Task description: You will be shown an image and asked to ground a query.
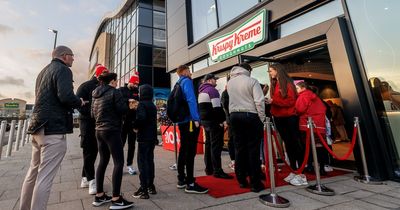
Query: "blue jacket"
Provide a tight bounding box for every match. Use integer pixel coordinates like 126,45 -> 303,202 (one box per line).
178,76 -> 200,123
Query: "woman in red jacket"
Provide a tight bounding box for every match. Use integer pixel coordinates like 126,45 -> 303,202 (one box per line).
295,81 -> 327,175
268,63 -> 305,185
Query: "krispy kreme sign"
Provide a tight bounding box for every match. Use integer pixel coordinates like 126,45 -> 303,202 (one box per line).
207,9 -> 267,62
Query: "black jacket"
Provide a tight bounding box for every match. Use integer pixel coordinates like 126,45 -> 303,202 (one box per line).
28,58 -> 82,135
92,85 -> 128,131
119,85 -> 139,125
133,84 -> 157,143
76,77 -> 98,120
221,89 -> 230,124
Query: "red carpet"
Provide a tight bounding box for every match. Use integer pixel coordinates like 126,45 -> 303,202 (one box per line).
196,166 -> 350,198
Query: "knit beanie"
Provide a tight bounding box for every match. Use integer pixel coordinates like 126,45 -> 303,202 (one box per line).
95,64 -> 109,77
129,73 -> 140,84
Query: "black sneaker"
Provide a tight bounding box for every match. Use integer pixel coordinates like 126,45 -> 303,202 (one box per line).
148,184 -> 157,195
213,172 -> 233,179
92,193 -> 112,207
132,187 -> 149,199
177,180 -> 186,189
185,183 -> 208,194
109,195 -> 134,210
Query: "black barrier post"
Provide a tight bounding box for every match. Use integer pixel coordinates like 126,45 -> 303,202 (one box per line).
306,117 -> 335,196
353,117 -> 384,185
169,123 -> 178,170
259,117 -> 290,207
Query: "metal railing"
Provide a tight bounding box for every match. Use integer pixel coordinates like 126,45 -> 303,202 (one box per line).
0,119 -> 30,160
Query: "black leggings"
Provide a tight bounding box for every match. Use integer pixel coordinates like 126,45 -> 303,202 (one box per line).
95,130 -> 124,197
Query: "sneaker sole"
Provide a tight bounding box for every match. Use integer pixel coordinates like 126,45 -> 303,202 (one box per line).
184,189 -> 209,194
92,200 -> 111,207
132,194 -> 145,199
109,203 -> 134,210
176,185 -> 186,189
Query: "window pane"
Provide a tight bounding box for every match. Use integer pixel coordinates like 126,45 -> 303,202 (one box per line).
153,0 -> 165,12
138,26 -> 153,45
153,29 -> 166,47
138,8 -> 153,27
347,0 -> 400,173
153,11 -> 165,29
153,48 -> 166,68
191,0 -> 218,42
130,49 -> 136,69
130,30 -> 136,51
139,0 -> 152,9
154,67 -> 170,87
138,66 -> 153,85
280,0 -> 343,38
192,58 -> 208,72
216,0 -> 258,25
137,45 -> 153,66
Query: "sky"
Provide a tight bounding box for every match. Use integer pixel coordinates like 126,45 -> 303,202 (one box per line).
0,0 -> 122,103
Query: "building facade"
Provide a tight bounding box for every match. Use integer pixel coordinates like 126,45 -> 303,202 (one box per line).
0,98 -> 27,119
89,0 -> 169,93
167,0 -> 400,181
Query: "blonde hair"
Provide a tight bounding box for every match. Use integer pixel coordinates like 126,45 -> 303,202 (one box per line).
176,65 -> 189,75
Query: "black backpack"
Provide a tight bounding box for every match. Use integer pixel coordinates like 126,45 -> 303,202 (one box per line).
167,79 -> 190,123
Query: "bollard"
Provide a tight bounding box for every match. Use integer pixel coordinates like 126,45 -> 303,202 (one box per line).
0,121 -> 7,160
6,120 -> 17,157
25,120 -> 31,143
21,120 -> 28,147
14,120 -> 23,151
169,123 -> 178,170
306,117 -> 335,196
353,117 -> 384,185
259,117 -> 290,207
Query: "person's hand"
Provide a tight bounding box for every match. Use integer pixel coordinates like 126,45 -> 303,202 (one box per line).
265,98 -> 273,104
223,121 -> 228,128
194,121 -> 200,128
129,99 -> 138,110
133,129 -> 138,133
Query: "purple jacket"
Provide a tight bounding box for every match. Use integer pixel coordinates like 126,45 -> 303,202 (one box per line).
198,83 -> 225,123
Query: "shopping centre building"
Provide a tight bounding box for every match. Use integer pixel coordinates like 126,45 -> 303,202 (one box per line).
166,0 -> 400,181
89,0 -> 169,107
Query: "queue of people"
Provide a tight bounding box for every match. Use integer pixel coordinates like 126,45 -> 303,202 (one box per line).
22,45 -> 340,210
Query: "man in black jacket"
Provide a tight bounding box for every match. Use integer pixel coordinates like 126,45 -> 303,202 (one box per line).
119,74 -> 139,175
20,46 -> 84,210
76,64 -> 109,195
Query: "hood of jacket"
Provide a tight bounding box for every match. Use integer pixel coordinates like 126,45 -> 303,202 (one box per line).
230,66 -> 250,78
92,85 -> 113,99
139,84 -> 153,101
298,89 -> 318,101
198,83 -> 215,93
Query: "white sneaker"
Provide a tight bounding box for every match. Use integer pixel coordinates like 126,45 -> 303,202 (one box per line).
127,166 -> 137,175
88,179 -> 96,195
80,177 -> 89,188
284,173 -> 296,183
289,174 -> 308,186
289,175 -> 304,186
324,165 -> 334,172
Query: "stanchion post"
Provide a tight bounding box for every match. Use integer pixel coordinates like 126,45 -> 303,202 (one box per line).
169,123 -> 178,170
26,120 -> 31,143
353,117 -> 384,185
6,120 -> 17,157
259,117 -> 290,208
21,120 -> 28,147
14,120 -> 23,151
0,121 -> 7,160
306,117 -> 335,196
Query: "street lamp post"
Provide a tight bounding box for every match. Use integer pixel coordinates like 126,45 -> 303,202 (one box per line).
48,28 -> 58,49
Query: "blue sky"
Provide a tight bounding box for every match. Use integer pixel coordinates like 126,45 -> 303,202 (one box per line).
0,0 -> 122,103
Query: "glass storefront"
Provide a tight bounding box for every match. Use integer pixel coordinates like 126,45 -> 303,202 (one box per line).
346,0 -> 400,177
100,0 -> 168,88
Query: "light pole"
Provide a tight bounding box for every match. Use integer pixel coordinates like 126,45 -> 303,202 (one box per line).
48,28 -> 58,49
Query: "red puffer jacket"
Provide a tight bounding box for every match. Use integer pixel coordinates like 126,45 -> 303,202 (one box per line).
295,89 -> 326,133
270,82 -> 297,117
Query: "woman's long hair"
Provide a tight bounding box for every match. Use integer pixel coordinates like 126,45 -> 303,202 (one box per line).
269,63 -> 296,98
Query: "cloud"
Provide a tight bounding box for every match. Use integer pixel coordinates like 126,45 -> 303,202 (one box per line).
0,92 -> 5,98
0,24 -> 13,34
23,91 -> 34,100
0,76 -> 25,86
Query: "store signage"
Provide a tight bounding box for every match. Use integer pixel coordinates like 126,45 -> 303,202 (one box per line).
4,102 -> 19,109
160,125 -> 204,154
207,9 -> 267,62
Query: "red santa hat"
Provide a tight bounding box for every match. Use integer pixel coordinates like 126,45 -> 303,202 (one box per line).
129,72 -> 140,84
95,64 -> 109,77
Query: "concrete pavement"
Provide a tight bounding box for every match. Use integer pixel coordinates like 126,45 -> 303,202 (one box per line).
1,129 -> 400,210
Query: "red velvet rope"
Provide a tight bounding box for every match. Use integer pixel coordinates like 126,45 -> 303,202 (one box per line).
315,126 -> 358,161
272,130 -> 310,174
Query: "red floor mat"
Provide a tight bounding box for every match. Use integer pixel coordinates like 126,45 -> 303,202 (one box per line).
196,166 -> 350,198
